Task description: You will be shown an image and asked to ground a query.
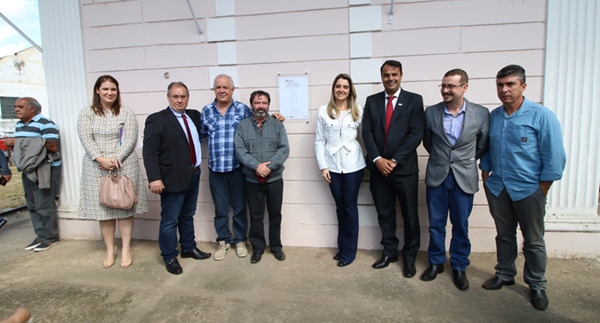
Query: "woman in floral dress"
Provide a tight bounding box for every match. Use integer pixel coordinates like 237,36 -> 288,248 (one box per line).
77,75 -> 148,269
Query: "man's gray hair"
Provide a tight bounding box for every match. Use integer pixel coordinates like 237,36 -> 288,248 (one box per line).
19,97 -> 42,113
213,74 -> 235,89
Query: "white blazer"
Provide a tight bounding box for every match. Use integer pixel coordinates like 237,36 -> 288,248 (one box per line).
315,104 -> 366,174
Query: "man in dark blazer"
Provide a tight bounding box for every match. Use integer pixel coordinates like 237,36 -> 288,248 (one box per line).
143,82 -> 211,275
362,60 -> 424,277
421,69 -> 489,290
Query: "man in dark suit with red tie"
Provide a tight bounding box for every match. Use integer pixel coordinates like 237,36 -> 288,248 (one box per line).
143,82 -> 211,275
362,60 -> 425,277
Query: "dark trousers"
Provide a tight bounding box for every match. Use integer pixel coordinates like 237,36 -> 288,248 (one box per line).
369,171 -> 420,263
22,166 -> 61,243
246,179 -> 283,254
159,168 -> 200,262
329,169 -> 363,263
485,186 -> 548,290
426,173 -> 474,270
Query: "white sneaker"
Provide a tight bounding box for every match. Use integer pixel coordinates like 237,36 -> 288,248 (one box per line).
214,241 -> 230,261
235,242 -> 248,258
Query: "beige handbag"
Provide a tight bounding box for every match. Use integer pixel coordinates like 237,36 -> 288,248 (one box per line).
99,159 -> 137,210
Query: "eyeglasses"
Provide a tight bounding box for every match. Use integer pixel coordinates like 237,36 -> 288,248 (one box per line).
169,95 -> 188,100
438,84 -> 464,90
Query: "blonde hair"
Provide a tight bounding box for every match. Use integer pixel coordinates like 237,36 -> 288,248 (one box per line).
327,73 -> 359,121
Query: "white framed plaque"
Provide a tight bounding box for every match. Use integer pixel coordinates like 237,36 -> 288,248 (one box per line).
278,75 -> 309,120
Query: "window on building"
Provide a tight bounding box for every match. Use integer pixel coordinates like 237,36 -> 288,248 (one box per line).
0,97 -> 18,119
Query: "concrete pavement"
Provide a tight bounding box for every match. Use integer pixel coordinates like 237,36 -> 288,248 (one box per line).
1,211 -> 599,322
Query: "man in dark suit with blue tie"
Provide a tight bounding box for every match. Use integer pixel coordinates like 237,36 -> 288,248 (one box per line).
362,60 -> 424,277
421,69 -> 489,290
143,82 -> 211,275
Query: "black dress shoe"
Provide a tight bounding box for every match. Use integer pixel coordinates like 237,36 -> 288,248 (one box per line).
181,247 -> 211,260
530,289 -> 549,310
403,262 -> 416,278
421,264 -> 444,281
482,276 -> 515,290
337,260 -> 351,267
372,256 -> 399,269
273,249 -> 286,261
333,254 -> 341,260
165,258 -> 183,275
251,253 -> 262,264
453,270 -> 469,291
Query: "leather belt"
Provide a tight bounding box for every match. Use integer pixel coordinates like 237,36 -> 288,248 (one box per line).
192,166 -> 200,172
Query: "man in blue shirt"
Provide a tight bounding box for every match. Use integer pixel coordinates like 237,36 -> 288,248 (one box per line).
479,65 -> 566,311
200,74 -> 284,261
4,97 -> 62,252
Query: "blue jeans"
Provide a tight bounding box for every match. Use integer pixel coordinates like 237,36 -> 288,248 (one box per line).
159,168 -> 200,262
426,173 -> 473,270
209,167 -> 247,244
329,169 -> 363,263
22,166 -> 61,243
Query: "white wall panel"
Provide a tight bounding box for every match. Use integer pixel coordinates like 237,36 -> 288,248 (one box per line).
350,33 -> 372,58
39,0 -> 88,208
215,0 -> 235,16
206,17 -> 237,42
349,6 -> 382,32
544,0 -> 600,220
217,42 -> 237,65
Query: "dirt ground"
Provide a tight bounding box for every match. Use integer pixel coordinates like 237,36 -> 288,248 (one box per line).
1,211 -> 599,322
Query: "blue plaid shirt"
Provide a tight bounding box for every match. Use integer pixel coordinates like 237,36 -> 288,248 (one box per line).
200,100 -> 252,172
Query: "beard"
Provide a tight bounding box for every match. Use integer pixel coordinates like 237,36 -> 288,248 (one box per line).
254,109 -> 268,118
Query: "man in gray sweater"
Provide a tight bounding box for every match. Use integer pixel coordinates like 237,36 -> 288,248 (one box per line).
234,90 -> 290,264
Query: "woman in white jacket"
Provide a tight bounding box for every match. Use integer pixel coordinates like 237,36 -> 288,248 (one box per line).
315,73 -> 366,267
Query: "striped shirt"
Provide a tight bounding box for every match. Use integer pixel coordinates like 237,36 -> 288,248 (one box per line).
200,100 -> 251,172
14,113 -> 61,166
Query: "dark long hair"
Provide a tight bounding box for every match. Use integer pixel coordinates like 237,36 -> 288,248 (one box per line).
92,75 -> 121,116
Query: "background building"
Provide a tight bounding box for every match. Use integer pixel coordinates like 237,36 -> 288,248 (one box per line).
38,0 -> 599,256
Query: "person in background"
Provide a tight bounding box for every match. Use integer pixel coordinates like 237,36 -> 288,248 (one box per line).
4,97 -> 61,252
0,151 -> 10,231
77,75 -> 149,269
315,73 -> 366,267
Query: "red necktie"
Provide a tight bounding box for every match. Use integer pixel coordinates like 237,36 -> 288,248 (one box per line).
385,96 -> 395,146
181,114 -> 197,166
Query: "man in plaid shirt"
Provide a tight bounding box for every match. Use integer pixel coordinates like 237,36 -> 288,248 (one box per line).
200,74 -> 284,260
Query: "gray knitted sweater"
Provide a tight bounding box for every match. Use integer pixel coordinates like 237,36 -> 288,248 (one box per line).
234,115 -> 290,183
